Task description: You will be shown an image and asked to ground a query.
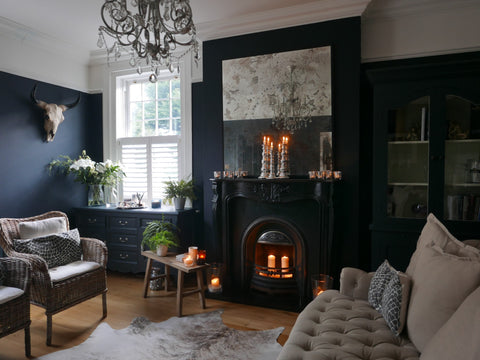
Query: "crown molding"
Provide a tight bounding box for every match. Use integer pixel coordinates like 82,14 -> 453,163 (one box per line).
362,0 -> 479,22
196,0 -> 371,41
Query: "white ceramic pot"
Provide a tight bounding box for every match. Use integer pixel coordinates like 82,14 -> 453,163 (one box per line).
174,197 -> 186,211
156,244 -> 168,256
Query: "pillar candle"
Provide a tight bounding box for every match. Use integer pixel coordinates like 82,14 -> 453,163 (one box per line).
268,254 -> 275,268
281,256 -> 289,270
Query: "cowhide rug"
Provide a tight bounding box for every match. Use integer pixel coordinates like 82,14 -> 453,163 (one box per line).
36,310 -> 284,360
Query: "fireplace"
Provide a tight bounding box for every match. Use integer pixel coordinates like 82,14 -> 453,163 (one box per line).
212,179 -> 334,311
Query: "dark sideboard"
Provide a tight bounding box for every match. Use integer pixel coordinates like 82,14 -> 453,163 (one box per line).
74,206 -> 197,273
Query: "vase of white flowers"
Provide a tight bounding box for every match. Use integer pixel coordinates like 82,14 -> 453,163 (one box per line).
49,150 -> 125,207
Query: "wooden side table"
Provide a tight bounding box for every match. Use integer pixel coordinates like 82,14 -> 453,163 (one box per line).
141,251 -> 208,317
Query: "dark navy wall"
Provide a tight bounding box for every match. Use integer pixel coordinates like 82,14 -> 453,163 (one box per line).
0,71 -> 103,220
192,17 -> 370,277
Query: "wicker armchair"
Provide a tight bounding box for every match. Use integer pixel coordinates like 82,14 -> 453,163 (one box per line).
0,257 -> 31,357
0,211 -> 107,346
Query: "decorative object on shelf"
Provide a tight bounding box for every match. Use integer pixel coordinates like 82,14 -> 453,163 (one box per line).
48,150 -> 125,207
164,177 -> 196,211
207,263 -> 224,293
311,274 -> 333,298
151,199 -> 161,209
188,246 -> 198,266
278,136 -> 289,178
448,121 -> 469,140
31,84 -> 81,142
141,216 -> 179,257
183,255 -> 194,266
271,66 -> 316,133
97,0 -> 200,80
88,184 -> 105,206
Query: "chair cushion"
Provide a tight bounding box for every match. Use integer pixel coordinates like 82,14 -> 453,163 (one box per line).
420,286 -> 480,360
0,285 -> 24,305
406,213 -> 480,276
18,216 -> 67,239
277,290 -> 419,360
13,228 -> 82,268
49,260 -> 101,282
406,245 -> 480,352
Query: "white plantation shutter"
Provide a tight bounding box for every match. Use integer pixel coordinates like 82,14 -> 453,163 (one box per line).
152,143 -> 178,200
119,137 -> 179,201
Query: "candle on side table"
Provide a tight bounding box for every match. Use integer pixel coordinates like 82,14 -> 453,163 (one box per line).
183,255 -> 194,267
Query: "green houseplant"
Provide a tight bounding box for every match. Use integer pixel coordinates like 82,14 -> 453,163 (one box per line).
142,217 -> 179,256
164,177 -> 196,211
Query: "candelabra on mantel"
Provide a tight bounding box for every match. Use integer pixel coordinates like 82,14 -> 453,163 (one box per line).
259,136 -> 289,179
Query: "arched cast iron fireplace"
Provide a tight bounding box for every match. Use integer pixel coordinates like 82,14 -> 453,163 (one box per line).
242,217 -> 306,299
211,178 -> 334,311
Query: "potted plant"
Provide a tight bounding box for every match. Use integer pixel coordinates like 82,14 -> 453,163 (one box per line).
142,217 -> 179,256
164,177 -> 196,211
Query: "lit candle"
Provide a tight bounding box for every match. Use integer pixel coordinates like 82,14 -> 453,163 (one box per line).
263,136 -> 266,145
183,255 -> 194,267
211,277 -> 220,288
197,249 -> 206,265
281,256 -> 289,271
268,254 -> 276,268
188,246 -> 198,265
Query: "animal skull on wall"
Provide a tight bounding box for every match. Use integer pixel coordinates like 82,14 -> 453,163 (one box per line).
31,84 -> 81,142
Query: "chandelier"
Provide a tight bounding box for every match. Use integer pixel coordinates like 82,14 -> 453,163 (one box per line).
271,66 -> 316,134
97,0 -> 199,82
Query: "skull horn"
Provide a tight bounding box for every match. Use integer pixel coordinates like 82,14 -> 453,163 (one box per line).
31,84 -> 40,104
63,93 -> 81,109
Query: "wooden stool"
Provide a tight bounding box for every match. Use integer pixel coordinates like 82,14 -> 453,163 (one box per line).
142,251 -> 208,317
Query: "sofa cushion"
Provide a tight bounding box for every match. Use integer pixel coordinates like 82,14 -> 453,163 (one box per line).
0,285 -> 24,305
406,213 -> 480,276
277,290 -> 419,360
420,286 -> 480,360
368,260 -> 394,310
406,245 -> 480,352
13,229 -> 82,268
48,260 -> 101,282
381,272 -> 411,336
18,216 -> 67,239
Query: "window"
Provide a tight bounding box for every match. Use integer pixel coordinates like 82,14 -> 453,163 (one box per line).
114,66 -> 192,206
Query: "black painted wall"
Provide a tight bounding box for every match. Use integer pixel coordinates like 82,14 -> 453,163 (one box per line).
0,71 -> 103,220
193,17 -> 369,278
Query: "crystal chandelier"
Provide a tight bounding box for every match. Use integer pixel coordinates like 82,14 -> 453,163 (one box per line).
271,66 -> 315,134
97,0 -> 200,82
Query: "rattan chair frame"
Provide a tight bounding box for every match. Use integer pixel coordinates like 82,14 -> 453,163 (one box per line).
0,211 -> 108,346
0,257 -> 31,357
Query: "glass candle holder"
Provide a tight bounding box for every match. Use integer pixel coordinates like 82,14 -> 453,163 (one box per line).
197,249 -> 206,265
207,263 -> 224,293
188,246 -> 198,266
311,274 -> 333,298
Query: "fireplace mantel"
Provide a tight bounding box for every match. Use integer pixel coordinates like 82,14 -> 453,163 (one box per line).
211,178 -> 336,310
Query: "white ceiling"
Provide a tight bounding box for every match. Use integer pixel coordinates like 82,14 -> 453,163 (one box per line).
0,0 -> 369,58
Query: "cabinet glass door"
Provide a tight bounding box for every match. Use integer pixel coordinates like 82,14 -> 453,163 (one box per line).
444,95 -> 480,221
387,96 -> 429,219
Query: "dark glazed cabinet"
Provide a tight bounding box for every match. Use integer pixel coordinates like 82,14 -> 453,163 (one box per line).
368,54 -> 480,271
75,207 -> 196,273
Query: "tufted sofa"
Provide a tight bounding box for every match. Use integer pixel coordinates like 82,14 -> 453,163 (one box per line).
278,214 -> 480,360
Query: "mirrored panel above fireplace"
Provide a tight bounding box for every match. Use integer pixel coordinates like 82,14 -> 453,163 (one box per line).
222,46 -> 333,176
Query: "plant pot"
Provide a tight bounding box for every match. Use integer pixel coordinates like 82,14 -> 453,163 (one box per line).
174,197 -> 186,211
156,245 -> 168,257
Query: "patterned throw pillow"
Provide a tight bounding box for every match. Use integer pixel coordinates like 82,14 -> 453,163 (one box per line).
13,229 -> 82,268
368,260 -> 395,310
380,274 -> 403,335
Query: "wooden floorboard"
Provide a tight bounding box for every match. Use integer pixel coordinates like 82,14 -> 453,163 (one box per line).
0,271 -> 298,359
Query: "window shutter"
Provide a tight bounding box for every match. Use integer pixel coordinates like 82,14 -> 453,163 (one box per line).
152,142 -> 178,199
121,143 -> 148,198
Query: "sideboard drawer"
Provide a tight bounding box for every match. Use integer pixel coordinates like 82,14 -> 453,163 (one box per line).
141,216 -> 174,227
108,233 -> 138,247
109,216 -> 138,230
78,213 -> 106,227
109,248 -> 138,264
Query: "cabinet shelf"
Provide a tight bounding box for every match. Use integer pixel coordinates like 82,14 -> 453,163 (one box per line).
388,141 -> 429,145
446,183 -> 480,187
388,182 -> 428,186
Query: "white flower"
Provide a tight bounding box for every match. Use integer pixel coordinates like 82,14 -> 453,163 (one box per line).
96,162 -> 107,173
70,158 -> 95,171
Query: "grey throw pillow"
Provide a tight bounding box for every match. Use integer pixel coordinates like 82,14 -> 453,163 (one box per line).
13,229 -> 82,268
368,260 -> 394,310
380,274 -> 403,335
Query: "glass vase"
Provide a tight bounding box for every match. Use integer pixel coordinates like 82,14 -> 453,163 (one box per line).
104,185 -> 118,208
88,184 -> 105,206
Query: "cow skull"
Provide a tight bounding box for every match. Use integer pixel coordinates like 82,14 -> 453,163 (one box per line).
31,84 -> 81,142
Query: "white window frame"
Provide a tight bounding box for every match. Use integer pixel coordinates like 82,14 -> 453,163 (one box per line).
102,56 -> 193,206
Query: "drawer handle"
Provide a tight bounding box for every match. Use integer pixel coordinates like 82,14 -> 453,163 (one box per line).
119,237 -> 128,243
118,220 -> 128,226
88,218 -> 97,224
119,253 -> 129,260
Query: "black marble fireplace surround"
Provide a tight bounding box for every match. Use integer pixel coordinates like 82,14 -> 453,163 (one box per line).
211,178 -> 334,311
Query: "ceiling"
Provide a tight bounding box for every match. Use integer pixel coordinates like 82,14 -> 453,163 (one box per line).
0,0 -> 370,59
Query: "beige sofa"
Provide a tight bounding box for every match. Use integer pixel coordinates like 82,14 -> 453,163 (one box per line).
278,214 -> 480,360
